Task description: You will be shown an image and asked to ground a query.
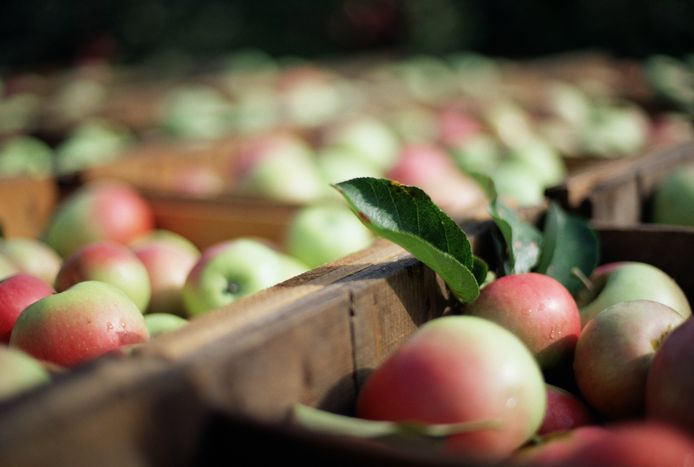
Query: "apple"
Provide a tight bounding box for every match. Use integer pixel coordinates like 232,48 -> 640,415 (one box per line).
54,119 -> 132,175
10,281 -> 149,367
652,165 -> 694,227
386,143 -> 488,216
159,85 -> 234,140
144,313 -> 188,338
510,426 -> 608,467
43,181 -> 155,257
573,300 -> 684,419
55,241 -> 151,312
646,316 -> 694,435
0,255 -> 19,281
505,139 -> 566,188
538,384 -> 594,436
576,261 -> 691,326
285,203 -> 373,269
0,237 -> 62,285
323,116 -> 401,173
491,158 -> 546,207
0,135 -> 53,178
357,315 -> 546,462
465,272 -> 581,369
436,107 -> 482,147
561,422 -> 694,467
315,145 -> 383,185
182,238 -> 308,316
277,66 -> 347,128
450,134 -> 501,177
131,231 -> 199,316
0,274 -> 54,343
231,131 -> 329,203
0,345 -> 50,401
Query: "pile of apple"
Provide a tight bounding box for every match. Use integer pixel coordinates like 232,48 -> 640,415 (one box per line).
351,262 -> 694,465
0,179 -> 374,402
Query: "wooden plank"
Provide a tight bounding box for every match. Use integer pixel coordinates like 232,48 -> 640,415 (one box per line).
0,177 -> 57,238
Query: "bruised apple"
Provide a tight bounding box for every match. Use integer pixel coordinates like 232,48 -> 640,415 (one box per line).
10,281 -> 149,367
357,316 -> 546,462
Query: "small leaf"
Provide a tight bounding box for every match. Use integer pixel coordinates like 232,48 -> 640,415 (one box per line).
334,178 -> 481,303
293,404 -> 503,439
535,202 -> 600,295
489,198 -> 543,275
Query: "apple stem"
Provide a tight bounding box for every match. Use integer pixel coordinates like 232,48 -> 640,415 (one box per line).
571,267 -> 593,291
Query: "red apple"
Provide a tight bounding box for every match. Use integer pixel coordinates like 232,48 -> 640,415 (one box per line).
131,231 -> 200,315
357,316 -> 546,462
43,181 -> 155,257
465,272 -> 581,369
538,384 -> 594,436
436,107 -> 482,147
574,300 -> 684,419
55,241 -> 151,311
10,281 -> 149,367
0,274 -> 54,343
562,422 -> 694,467
646,317 -> 694,435
386,143 -> 487,216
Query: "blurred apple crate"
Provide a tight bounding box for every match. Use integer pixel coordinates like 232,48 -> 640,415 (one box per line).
2,212 -> 692,466
546,141 -> 694,226
0,176 -> 58,238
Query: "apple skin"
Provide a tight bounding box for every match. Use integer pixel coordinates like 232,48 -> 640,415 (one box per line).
182,238 -> 308,316
286,203 -> 373,269
561,422 -> 694,467
43,181 -> 155,257
646,317 -> 694,435
538,384 -> 594,436
323,116 -> 400,173
386,143 -> 487,216
10,281 -> 149,367
492,158 -> 546,207
0,345 -> 51,401
0,274 -> 54,343
55,241 -> 151,312
131,232 -> 200,316
509,425 -> 608,467
0,255 -> 19,281
143,313 -> 188,338
0,237 -> 62,285
231,131 -> 329,203
652,165 -> 694,227
573,300 -> 684,420
357,315 -> 546,462
465,273 -> 581,369
577,261 -> 692,326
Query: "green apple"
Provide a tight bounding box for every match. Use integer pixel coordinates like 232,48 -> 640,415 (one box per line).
0,136 -> 53,178
492,158 -> 546,207
577,262 -> 692,326
0,346 -> 50,401
315,146 -> 383,185
450,134 -> 501,176
506,139 -> 566,188
0,237 -> 62,285
182,239 -> 308,316
324,116 -> 401,173
144,313 -> 188,337
55,119 -> 132,175
0,255 -> 19,281
286,203 -> 373,269
159,85 -> 234,140
652,166 -> 694,227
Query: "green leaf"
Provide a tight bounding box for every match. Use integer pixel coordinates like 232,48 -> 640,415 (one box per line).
334,178 -> 481,303
292,404 -> 503,439
535,202 -> 600,295
489,198 -> 543,275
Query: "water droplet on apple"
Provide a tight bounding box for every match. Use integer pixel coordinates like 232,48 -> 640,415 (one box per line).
106,322 -> 114,331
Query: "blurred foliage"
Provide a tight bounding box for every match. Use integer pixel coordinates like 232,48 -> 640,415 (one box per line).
0,0 -> 692,68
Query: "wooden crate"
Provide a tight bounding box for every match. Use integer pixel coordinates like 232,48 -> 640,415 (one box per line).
547,141 -> 694,225
0,176 -> 58,238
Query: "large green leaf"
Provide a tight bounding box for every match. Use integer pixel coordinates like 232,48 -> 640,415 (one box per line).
535,202 -> 600,295
489,198 -> 543,275
334,177 -> 481,303
293,404 -> 502,439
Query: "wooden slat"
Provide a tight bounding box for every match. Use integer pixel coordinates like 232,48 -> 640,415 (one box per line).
0,177 -> 57,238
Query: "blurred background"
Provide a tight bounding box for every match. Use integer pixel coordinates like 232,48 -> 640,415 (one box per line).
1,0 -> 693,68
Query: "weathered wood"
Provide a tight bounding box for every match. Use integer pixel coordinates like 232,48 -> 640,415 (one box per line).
0,176 -> 57,238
